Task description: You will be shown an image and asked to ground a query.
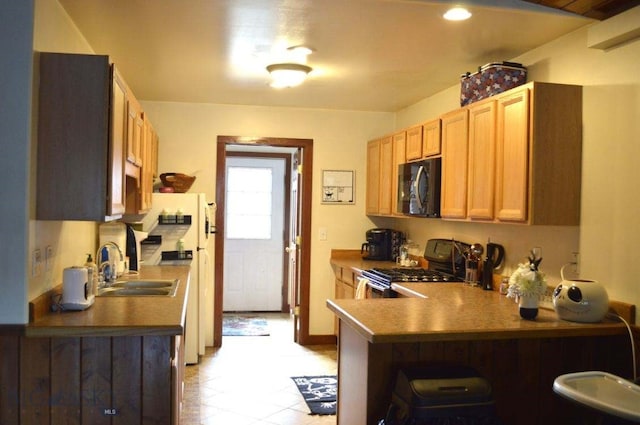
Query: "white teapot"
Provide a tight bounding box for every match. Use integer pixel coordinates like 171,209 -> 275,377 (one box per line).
552,279 -> 609,323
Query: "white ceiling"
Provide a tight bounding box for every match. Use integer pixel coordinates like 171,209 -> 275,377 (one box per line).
57,0 -> 592,112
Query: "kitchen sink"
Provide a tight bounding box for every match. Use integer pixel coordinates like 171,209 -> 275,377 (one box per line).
111,280 -> 176,289
96,279 -> 179,297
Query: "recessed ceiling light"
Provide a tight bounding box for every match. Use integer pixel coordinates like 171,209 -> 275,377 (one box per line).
443,7 -> 472,21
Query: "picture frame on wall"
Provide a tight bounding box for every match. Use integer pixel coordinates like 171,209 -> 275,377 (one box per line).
321,170 -> 355,205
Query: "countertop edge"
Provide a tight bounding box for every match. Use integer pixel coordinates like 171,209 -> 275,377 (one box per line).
25,265 -> 190,338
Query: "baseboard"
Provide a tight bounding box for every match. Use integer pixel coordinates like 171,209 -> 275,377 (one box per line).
300,334 -> 337,346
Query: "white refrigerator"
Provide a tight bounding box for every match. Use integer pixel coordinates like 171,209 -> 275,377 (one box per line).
140,193 -> 213,364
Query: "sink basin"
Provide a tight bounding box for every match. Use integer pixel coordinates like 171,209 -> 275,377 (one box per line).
96,279 -> 178,297
111,279 -> 176,289
99,288 -> 172,296
553,371 -> 640,422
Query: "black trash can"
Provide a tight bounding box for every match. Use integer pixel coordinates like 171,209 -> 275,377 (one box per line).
381,365 -> 501,425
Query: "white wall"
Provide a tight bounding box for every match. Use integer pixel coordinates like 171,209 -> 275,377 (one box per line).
28,0 -> 99,303
141,101 -> 394,334
395,18 -> 640,317
0,1 -> 34,323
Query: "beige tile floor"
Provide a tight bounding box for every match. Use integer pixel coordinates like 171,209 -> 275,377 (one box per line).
180,313 -> 338,425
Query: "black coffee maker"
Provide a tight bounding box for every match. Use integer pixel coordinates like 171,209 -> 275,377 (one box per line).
361,228 -> 399,261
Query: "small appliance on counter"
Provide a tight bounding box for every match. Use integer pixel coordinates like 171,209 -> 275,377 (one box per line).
60,266 -> 95,311
481,241 -> 505,290
125,223 -> 148,272
361,228 -> 404,261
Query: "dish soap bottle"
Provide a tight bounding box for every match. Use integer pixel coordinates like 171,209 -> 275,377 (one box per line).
85,254 -> 98,295
177,238 -> 185,258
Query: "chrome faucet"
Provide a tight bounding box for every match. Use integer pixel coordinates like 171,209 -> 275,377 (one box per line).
96,242 -> 124,286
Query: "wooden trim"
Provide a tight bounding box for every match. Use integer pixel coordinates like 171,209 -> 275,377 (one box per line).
214,136 -> 314,347
29,285 -> 62,322
226,151 -> 293,313
1,334 -> 179,424
302,334 -> 337,345
609,300 -> 636,324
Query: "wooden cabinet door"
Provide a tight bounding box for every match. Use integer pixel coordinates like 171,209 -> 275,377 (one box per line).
126,95 -> 143,166
405,125 -> 422,160
109,67 -> 128,217
392,131 -> 406,216
378,136 -> 394,215
366,139 -> 381,214
422,118 -> 441,157
496,87 -> 530,222
440,109 -> 469,219
467,100 -> 497,220
139,118 -> 154,212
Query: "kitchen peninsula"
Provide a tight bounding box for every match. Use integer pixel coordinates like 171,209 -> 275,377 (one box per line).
0,265 -> 190,425
327,280 -> 635,425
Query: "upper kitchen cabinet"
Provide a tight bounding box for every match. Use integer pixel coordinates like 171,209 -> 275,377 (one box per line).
422,118 -> 442,157
37,53 -> 127,221
140,115 -> 159,212
440,109 -> 469,219
392,131 -> 407,216
37,53 -> 159,221
467,100 -> 497,220
366,139 -> 382,215
495,82 -> 582,225
366,135 -> 399,216
439,82 -> 582,224
126,92 -> 144,168
405,119 -> 441,161
405,125 -> 422,161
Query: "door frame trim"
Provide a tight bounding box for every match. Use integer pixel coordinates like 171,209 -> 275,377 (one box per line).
225,151 -> 292,313
214,136 -> 313,346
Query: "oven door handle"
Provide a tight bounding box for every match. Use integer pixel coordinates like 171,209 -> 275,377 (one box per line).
366,280 -> 388,292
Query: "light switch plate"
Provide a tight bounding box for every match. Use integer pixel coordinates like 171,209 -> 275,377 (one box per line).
32,248 -> 42,277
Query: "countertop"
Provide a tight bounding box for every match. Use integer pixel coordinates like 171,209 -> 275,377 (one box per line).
330,249 -> 400,272
26,265 -> 190,337
326,282 -> 628,344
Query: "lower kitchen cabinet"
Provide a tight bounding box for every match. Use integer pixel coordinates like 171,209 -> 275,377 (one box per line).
333,265 -> 357,335
0,334 -> 185,425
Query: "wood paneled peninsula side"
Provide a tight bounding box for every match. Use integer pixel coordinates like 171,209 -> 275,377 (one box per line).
0,265 -> 190,425
327,281 -> 636,425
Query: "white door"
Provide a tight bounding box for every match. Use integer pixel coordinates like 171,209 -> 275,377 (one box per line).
223,157 -> 285,311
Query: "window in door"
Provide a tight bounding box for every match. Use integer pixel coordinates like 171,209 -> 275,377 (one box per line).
226,166 -> 273,239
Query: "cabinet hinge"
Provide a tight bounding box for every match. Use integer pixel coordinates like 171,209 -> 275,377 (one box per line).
295,235 -> 301,245
297,164 -> 303,174
293,306 -> 301,316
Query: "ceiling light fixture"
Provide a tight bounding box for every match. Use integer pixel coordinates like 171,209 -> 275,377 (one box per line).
443,6 -> 472,21
266,63 -> 312,88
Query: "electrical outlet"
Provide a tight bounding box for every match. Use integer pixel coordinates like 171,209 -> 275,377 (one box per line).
45,245 -> 53,271
572,252 -> 580,275
319,227 -> 328,241
32,248 -> 42,277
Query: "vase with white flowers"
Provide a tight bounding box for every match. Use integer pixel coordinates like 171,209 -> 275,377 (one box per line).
507,251 -> 547,320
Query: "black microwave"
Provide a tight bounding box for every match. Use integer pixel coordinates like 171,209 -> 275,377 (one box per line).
397,158 -> 441,217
